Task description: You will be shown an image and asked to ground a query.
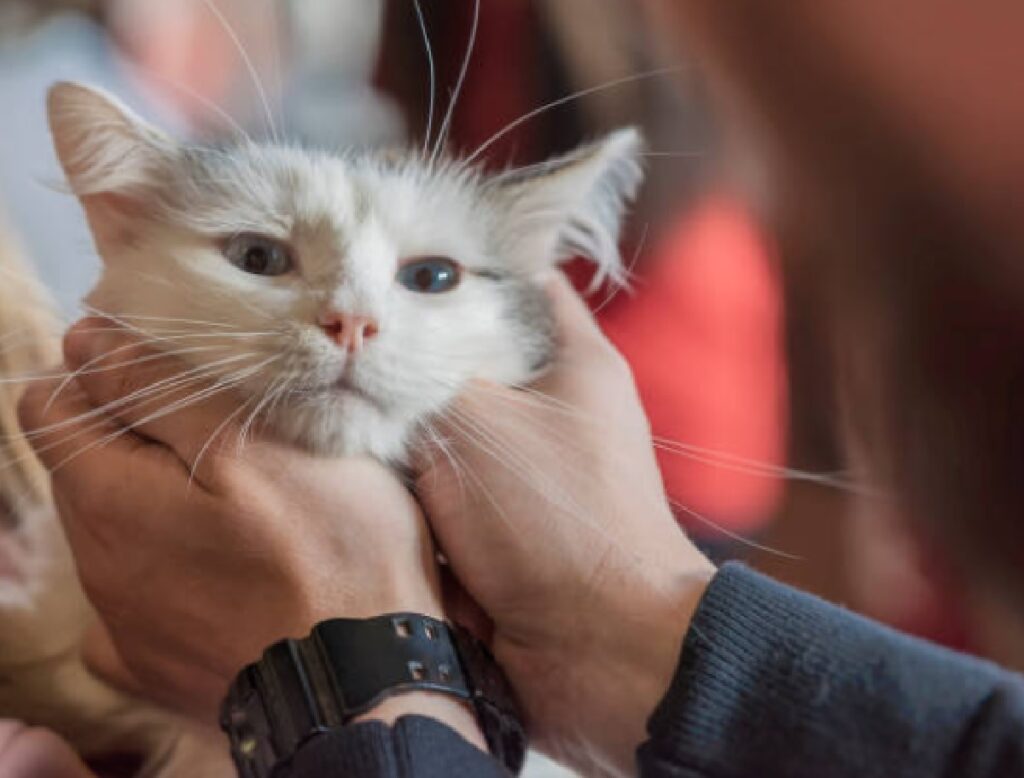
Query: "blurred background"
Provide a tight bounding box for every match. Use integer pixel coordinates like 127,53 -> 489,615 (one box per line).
0,0 -> 1008,773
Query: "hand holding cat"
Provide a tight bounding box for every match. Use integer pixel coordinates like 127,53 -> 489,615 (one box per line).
17,326 -> 449,722
413,278 -> 716,776
18,279 -> 715,775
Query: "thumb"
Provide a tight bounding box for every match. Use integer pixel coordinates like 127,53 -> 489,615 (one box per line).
543,273 -> 610,353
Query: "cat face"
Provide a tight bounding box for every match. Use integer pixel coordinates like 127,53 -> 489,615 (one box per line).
46,82 -> 642,461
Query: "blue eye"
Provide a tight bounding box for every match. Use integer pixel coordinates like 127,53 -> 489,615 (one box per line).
397,257 -> 462,294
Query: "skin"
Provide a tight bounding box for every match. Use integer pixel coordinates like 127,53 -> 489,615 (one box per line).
0,720 -> 95,778
18,279 -> 714,776
16,320 -> 484,748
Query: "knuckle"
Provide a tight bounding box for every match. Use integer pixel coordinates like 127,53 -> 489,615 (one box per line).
581,337 -> 633,383
16,382 -> 46,432
54,477 -> 119,552
110,348 -> 151,400
202,451 -> 248,496
601,342 -> 632,375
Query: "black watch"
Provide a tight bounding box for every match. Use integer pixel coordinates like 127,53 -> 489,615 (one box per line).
219,614 -> 527,776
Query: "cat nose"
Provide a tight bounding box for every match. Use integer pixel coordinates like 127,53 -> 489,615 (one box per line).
318,312 -> 379,352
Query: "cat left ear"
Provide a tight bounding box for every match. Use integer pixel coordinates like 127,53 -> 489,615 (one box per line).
47,82 -> 176,254
491,128 -> 644,288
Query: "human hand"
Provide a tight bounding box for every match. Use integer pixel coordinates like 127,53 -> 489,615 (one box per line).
17,322 -> 449,726
0,720 -> 96,778
415,278 -> 716,776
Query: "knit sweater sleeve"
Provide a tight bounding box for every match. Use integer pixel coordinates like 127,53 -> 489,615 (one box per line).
638,563 -> 1024,777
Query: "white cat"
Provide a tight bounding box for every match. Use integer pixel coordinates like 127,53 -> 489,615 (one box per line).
0,80 -> 643,775
49,81 -> 642,463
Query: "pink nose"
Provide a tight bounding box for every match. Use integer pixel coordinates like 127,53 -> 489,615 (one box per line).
318,312 -> 379,352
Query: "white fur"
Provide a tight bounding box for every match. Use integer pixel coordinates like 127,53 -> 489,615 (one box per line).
47,81 -> 644,463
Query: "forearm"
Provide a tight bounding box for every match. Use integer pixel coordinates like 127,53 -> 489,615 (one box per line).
639,563 -> 1024,777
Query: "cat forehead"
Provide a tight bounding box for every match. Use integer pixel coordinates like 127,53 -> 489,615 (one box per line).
168,144 -> 493,243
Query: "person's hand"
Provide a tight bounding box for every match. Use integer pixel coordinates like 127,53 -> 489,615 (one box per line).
415,278 -> 716,776
0,720 -> 97,778
17,322 -> 474,738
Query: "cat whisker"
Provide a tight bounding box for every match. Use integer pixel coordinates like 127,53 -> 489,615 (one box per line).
418,420 -> 468,502
42,343 -> 234,415
199,0 -> 280,143
412,0 -> 437,156
638,152 -> 707,159
444,403 -> 657,568
431,0 -> 480,165
8,352 -> 260,443
188,390 -> 262,490
0,358 -> 257,473
505,382 -> 871,493
236,373 -> 292,451
456,385 -> 805,559
95,312 -> 247,330
82,304 -> 280,340
428,411 -> 512,529
0,332 -> 282,389
120,61 -> 252,143
464,66 -> 686,167
46,357 -> 277,476
454,379 -> 874,508
668,500 -> 801,560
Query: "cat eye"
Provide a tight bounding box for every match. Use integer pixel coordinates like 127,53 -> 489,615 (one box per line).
397,257 -> 461,294
224,234 -> 293,277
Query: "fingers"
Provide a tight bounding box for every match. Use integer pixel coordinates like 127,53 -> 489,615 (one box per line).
17,373 -> 162,481
62,318 -> 250,469
544,274 -> 611,352
18,375 -> 192,562
0,720 -> 97,778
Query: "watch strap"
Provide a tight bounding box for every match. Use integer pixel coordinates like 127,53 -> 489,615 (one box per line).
220,614 -> 526,776
451,626 -> 528,775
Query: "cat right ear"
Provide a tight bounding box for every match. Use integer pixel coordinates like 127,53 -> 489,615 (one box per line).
47,82 -> 175,254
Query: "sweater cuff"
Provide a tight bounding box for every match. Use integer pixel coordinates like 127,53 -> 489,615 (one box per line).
289,715 -> 508,777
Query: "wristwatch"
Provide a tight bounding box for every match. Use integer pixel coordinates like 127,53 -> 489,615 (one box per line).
220,613 -> 527,776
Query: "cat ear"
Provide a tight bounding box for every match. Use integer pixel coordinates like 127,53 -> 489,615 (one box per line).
47,81 -> 175,254
492,128 -> 644,288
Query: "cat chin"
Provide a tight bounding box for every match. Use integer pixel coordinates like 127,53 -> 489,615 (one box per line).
266,395 -> 419,464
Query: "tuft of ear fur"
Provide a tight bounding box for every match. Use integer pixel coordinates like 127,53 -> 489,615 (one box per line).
47,81 -> 173,197
47,82 -> 175,253
493,128 -> 644,289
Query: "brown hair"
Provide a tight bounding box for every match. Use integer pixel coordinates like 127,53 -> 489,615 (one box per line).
670,2 -> 1024,597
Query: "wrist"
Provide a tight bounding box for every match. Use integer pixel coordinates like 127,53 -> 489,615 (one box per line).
515,552 -> 715,774
221,612 -> 526,775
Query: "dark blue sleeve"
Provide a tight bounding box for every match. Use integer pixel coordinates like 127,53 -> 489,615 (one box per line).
287,715 -> 508,777
638,563 -> 1024,777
